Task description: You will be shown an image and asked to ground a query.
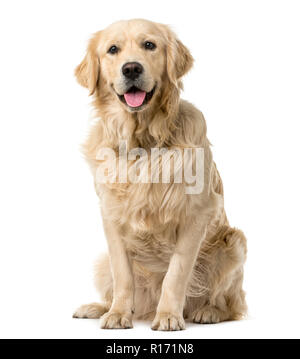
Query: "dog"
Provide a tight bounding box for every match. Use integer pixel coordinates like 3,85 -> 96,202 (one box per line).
73,19 -> 247,331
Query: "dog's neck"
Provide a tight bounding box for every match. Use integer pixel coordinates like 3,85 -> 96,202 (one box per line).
93,84 -> 181,151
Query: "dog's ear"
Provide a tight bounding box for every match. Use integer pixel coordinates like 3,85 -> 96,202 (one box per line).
162,26 -> 194,86
75,32 -> 101,95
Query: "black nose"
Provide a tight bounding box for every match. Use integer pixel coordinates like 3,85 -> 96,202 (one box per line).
122,62 -> 144,80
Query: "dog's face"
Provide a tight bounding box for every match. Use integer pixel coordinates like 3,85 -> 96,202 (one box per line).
100,20 -> 165,111
76,19 -> 193,113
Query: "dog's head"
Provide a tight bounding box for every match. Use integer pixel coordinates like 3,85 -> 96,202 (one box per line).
75,19 -> 193,113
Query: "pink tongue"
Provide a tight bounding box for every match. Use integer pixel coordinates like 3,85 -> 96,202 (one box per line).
124,90 -> 146,107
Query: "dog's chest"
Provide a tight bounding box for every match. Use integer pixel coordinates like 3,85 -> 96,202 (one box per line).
123,223 -> 178,272
101,180 -> 186,230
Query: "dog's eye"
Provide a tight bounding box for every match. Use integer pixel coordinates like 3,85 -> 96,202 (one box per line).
108,45 -> 119,55
144,41 -> 156,51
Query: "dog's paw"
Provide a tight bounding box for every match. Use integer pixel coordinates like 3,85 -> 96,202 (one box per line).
100,311 -> 133,329
192,307 -> 223,324
73,303 -> 108,319
151,312 -> 186,331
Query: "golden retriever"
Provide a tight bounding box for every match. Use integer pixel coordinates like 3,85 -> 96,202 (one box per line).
73,19 -> 247,331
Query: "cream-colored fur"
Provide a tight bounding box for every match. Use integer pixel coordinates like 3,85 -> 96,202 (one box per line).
73,19 -> 247,331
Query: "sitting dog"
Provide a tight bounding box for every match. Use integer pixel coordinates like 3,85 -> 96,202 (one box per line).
73,19 -> 247,331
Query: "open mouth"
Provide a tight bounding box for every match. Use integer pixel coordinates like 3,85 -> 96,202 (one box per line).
118,86 -> 156,109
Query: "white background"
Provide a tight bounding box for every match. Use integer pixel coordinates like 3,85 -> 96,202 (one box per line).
0,0 -> 299,339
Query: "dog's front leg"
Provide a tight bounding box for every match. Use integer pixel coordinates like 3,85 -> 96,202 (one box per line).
100,218 -> 134,329
152,221 -> 207,331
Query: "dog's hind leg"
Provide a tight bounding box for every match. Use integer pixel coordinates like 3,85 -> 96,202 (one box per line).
73,254 -> 113,319
185,227 -> 247,324
73,302 -> 110,319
